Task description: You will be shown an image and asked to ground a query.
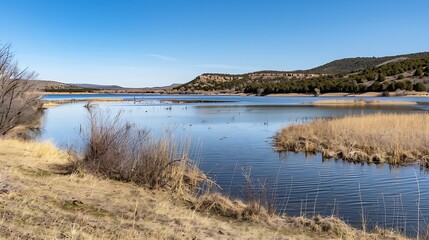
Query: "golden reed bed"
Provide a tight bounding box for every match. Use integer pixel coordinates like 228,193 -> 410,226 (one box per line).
275,113 -> 429,166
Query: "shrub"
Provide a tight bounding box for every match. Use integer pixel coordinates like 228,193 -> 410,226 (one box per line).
404,80 -> 413,91
414,68 -> 423,77
78,111 -> 211,193
368,81 -> 382,92
377,73 -> 386,82
365,72 -> 377,81
394,81 -> 406,90
386,82 -> 396,91
414,82 -> 427,92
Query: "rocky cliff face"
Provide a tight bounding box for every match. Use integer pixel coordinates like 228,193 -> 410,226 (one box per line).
197,74 -> 243,83
174,71 -> 326,94
195,72 -> 323,83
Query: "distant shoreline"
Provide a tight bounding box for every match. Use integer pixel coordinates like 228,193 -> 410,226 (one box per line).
266,91 -> 429,97
40,90 -> 429,97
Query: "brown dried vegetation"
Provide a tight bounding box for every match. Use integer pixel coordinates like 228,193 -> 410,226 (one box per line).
275,113 -> 429,166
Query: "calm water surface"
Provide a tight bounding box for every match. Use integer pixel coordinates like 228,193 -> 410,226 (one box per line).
41,94 -> 429,237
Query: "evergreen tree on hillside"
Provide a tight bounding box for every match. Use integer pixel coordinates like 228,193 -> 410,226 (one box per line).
387,82 -> 396,91
414,67 -> 423,76
378,73 -> 386,82
413,82 -> 427,92
394,81 -> 406,90
368,81 -> 382,91
365,72 -> 377,81
404,80 -> 413,91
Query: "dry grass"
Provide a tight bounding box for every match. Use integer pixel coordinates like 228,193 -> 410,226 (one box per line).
0,139 -> 412,239
275,113 -> 429,165
311,99 -> 417,106
42,102 -> 60,108
0,139 -> 314,239
192,192 -> 272,222
0,139 -> 411,239
0,139 -> 69,163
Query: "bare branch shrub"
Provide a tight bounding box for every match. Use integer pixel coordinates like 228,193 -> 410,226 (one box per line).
0,43 -> 42,138
77,110 -> 211,193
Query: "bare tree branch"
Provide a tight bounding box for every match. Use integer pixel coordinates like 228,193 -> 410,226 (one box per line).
0,43 -> 42,137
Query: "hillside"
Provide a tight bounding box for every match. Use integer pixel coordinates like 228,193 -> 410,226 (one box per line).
34,81 -> 183,94
174,53 -> 429,95
308,52 -> 429,74
21,80 -> 81,91
28,52 -> 429,95
70,83 -> 123,90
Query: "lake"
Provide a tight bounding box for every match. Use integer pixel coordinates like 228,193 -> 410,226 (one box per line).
41,94 -> 429,237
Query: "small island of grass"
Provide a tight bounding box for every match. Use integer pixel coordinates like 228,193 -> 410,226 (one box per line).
275,113 -> 429,167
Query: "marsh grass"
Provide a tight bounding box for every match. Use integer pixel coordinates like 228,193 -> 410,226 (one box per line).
242,166 -> 277,217
275,113 -> 429,166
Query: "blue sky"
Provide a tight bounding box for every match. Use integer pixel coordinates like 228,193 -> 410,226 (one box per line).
1,0 -> 428,87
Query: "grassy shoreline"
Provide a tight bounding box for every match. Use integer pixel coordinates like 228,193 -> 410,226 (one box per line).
275,113 -> 429,167
0,139 -> 409,239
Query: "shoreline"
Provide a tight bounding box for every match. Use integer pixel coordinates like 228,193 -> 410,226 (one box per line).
0,139 -> 409,239
40,90 -> 429,98
41,92 -> 427,109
